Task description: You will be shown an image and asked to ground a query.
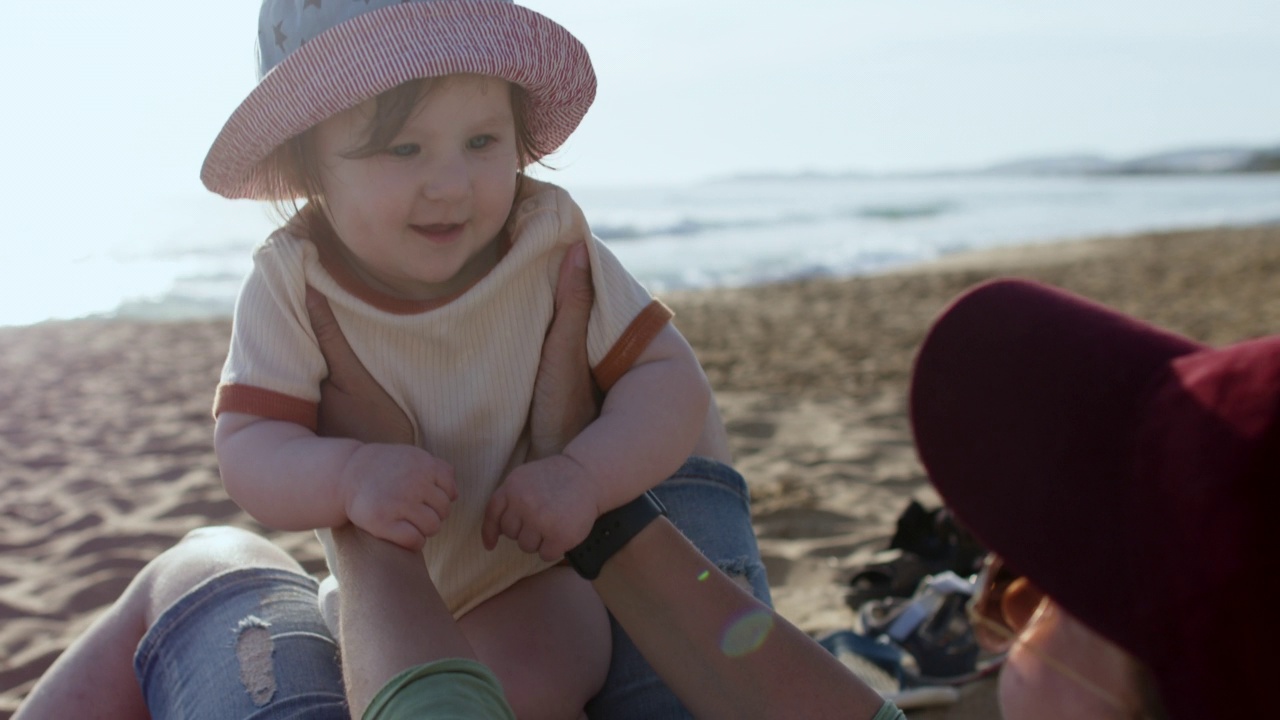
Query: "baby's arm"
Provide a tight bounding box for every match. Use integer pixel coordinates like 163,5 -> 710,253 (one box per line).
216,412 -> 457,550
483,323 -> 710,558
563,323 -> 710,508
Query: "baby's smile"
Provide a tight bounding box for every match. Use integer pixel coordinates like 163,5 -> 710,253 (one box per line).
411,222 -> 466,244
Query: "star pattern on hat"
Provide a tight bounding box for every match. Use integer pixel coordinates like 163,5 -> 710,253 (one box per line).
304,0 -> 321,8
273,20 -> 288,52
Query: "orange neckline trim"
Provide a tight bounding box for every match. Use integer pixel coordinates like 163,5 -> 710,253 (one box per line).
310,227 -> 513,315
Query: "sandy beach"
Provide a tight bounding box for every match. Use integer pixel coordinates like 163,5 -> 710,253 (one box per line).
2,224 -> 1277,718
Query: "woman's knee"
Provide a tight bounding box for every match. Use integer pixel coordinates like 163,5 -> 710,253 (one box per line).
137,526 -> 303,625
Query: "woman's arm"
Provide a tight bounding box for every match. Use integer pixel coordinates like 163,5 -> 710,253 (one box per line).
329,524 -> 485,718
592,517 -> 888,720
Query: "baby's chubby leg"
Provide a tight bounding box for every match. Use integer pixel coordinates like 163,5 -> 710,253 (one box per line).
460,565 -> 610,720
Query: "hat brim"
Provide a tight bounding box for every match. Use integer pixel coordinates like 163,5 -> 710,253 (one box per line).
202,1 -> 595,200
909,279 -> 1202,642
910,278 -> 1280,717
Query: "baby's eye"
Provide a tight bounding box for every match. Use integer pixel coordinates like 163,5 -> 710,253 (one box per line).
386,143 -> 420,158
467,135 -> 496,150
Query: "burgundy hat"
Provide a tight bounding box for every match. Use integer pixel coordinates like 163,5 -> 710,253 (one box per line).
202,0 -> 596,200
910,278 -> 1280,719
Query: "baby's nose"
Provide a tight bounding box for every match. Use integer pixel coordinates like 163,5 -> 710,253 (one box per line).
419,155 -> 469,202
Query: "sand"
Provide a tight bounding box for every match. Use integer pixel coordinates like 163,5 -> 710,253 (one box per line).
2,224 -> 1278,718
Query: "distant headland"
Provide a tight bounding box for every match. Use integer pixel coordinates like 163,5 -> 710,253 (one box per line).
722,143 -> 1280,182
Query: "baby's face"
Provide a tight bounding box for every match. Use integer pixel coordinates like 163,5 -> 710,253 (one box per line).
314,74 -> 520,300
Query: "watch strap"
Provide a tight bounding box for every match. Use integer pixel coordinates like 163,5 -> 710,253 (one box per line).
566,490 -> 667,580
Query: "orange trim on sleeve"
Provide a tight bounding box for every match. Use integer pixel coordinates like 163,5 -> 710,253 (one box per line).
591,300 -> 674,392
213,383 -> 319,432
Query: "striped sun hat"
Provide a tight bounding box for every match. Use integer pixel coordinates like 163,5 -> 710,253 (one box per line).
201,0 -> 596,200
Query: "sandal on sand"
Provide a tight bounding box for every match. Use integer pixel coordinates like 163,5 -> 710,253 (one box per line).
817,630 -> 961,710
844,501 -> 987,610
855,572 -> 985,682
845,549 -> 944,608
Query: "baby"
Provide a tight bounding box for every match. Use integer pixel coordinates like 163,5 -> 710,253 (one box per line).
202,1 -> 713,717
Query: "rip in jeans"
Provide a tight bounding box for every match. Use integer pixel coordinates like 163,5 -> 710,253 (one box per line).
718,556 -> 758,593
234,615 -> 277,706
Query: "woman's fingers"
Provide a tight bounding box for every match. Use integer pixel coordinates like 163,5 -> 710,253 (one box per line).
306,286 -> 361,381
529,243 -> 601,460
306,287 -> 414,444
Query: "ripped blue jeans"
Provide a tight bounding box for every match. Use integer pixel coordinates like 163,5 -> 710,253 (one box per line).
133,457 -> 770,719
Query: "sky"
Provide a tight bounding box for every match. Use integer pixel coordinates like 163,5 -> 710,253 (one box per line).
0,0 -> 1278,317
5,1 -> 1280,188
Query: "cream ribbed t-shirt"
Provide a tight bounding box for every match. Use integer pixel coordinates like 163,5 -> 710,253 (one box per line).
214,180 -> 671,617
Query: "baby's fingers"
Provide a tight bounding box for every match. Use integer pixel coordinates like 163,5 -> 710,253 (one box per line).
420,483 -> 453,521
481,492 -> 506,550
378,520 -> 427,552
429,461 -> 459,501
517,526 -> 544,556
482,492 -> 525,551
538,533 -> 574,562
404,502 -> 446,541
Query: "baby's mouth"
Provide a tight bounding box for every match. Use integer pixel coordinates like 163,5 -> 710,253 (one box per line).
410,223 -> 465,242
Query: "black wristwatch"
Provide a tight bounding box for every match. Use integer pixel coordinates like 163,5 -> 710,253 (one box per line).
565,491 -> 668,580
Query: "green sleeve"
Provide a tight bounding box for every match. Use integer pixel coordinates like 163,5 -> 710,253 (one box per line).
871,699 -> 907,720
363,658 -> 516,720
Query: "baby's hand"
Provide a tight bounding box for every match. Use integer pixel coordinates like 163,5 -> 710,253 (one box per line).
341,444 -> 457,551
481,454 -> 599,561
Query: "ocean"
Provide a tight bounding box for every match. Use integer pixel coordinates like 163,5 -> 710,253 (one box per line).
5,173 -> 1279,328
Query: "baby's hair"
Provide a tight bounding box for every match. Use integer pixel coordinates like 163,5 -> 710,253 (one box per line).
263,77 -> 547,234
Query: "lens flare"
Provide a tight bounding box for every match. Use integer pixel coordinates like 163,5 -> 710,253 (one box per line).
697,570 -> 710,581
720,608 -> 774,658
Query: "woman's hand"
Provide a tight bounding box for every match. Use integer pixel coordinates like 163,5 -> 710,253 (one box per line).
483,243 -> 607,558
307,286 -> 415,444
528,242 -> 601,459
